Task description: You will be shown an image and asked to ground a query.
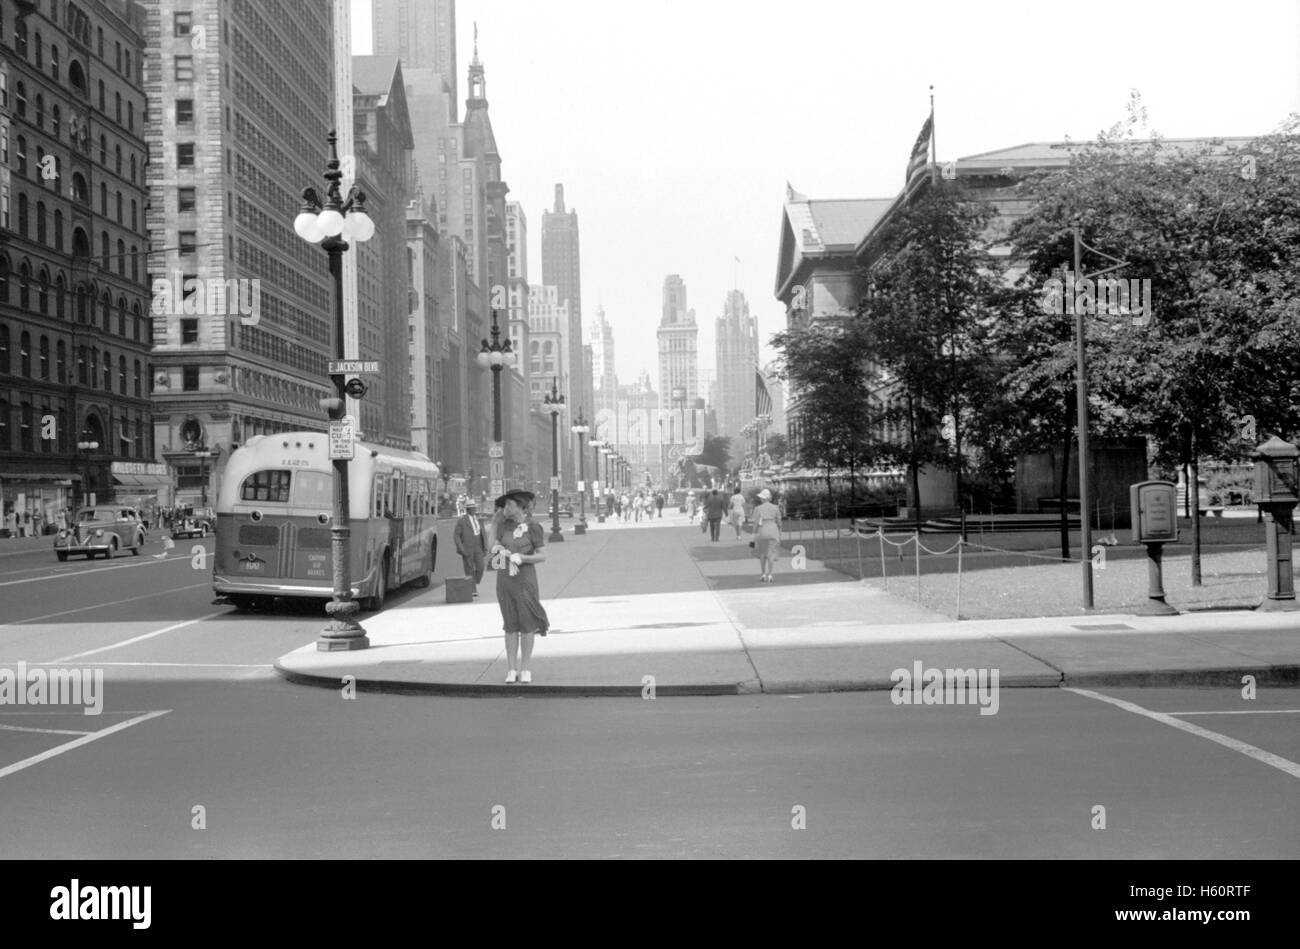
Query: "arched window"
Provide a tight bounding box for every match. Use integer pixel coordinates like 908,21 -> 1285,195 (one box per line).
114,91 -> 121,124
129,153 -> 135,182
53,210 -> 63,250
117,297 -> 127,336
35,93 -> 43,129
57,340 -> 66,383
55,273 -> 66,319
100,291 -> 111,331
37,268 -> 49,315
15,81 -> 25,117
97,79 -> 104,112
89,346 -> 98,387
115,190 -> 121,222
77,344 -> 86,384
0,255 -> 8,304
15,22 -> 27,58
68,60 -> 85,94
99,134 -> 106,164
15,134 -> 25,175
71,172 -> 87,203
0,399 -> 8,451
118,355 -> 126,394
39,336 -> 49,379
0,325 -> 7,373
36,200 -> 46,243
102,350 -> 111,391
127,101 -> 134,131
71,228 -> 90,259
20,330 -> 31,376
133,359 -> 141,396
131,246 -> 138,282
16,194 -> 27,236
133,303 -> 143,344
50,44 -> 59,81
116,239 -> 125,276
34,32 -> 42,69
100,231 -> 109,269
51,104 -> 59,138
18,262 -> 30,309
114,144 -> 121,175
100,181 -> 107,214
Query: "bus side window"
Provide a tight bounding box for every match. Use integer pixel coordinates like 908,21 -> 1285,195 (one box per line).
373,479 -> 383,519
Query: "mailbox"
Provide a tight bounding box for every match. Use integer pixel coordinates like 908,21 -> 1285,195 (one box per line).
1253,436 -> 1300,504
1130,481 -> 1179,544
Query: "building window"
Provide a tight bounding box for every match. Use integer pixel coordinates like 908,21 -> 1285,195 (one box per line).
40,336 -> 49,379
36,200 -> 45,243
175,56 -> 193,81
178,187 -> 196,211
179,230 -> 197,254
19,330 -> 30,376
176,99 -> 193,124
103,350 -> 111,390
97,79 -> 103,112
15,81 -> 24,118
134,360 -> 141,397
51,104 -> 59,138
15,20 -> 27,57
16,193 -> 26,236
57,341 -> 66,383
54,210 -> 62,249
181,319 -> 198,344
127,100 -> 133,131
119,355 -> 127,394
114,91 -> 120,124
177,143 -> 194,167
99,134 -> 106,164
175,12 -> 193,35
182,366 -> 199,391
50,44 -> 58,81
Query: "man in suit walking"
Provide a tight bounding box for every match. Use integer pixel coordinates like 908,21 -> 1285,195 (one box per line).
454,500 -> 488,597
705,489 -> 726,542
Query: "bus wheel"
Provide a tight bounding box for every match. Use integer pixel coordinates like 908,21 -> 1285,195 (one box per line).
366,557 -> 389,612
230,595 -> 255,611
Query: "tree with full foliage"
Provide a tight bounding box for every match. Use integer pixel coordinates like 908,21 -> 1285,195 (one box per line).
855,180 -> 1007,529
1004,97 -> 1300,580
770,317 -> 881,502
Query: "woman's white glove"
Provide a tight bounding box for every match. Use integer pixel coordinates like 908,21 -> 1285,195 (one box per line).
507,551 -> 522,577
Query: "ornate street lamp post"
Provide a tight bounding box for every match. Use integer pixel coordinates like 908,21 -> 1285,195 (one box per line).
590,437 -> 605,522
571,409 -> 589,533
544,377 -> 566,542
294,130 -> 376,652
476,308 -> 517,500
76,428 -> 99,512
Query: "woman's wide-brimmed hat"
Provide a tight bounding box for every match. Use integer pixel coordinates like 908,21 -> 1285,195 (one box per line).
496,489 -> 536,509
757,488 -> 772,500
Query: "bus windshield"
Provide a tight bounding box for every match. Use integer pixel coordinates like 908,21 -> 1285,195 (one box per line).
240,470 -> 333,508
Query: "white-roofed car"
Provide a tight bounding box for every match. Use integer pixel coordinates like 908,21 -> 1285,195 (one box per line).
54,507 -> 147,561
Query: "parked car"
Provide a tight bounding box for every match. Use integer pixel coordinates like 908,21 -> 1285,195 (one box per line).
54,507 -> 147,561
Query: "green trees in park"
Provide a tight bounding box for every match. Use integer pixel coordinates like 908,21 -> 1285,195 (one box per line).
1003,102 -> 1300,579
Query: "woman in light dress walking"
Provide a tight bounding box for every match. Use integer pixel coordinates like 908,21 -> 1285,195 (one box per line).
751,488 -> 783,583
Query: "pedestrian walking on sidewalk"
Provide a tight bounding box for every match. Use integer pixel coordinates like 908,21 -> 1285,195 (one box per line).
728,486 -> 747,539
489,490 -> 550,684
655,492 -> 665,518
752,488 -> 782,583
705,488 -> 725,541
454,500 -> 488,597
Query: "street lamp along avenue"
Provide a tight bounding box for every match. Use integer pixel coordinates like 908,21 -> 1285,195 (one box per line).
475,306 -> 516,501
294,130 -> 375,652
544,377 -> 566,542
590,437 -> 605,522
571,408 -> 589,534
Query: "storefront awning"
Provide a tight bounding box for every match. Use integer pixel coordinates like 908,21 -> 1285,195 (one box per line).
112,472 -> 173,488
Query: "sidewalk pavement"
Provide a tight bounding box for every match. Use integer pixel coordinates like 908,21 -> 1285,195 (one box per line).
275,510 -> 1300,696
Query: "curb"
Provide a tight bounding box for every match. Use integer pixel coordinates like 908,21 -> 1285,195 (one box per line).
1061,665 -> 1300,688
274,665 -> 742,697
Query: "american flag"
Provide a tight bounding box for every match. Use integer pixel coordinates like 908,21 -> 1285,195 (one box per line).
905,114 -> 933,197
755,370 -> 773,417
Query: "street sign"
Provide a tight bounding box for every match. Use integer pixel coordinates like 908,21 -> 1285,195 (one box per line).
489,479 -> 503,497
329,360 -> 380,375
577,480 -> 585,491
328,420 -> 355,460
488,443 -> 504,459
490,459 -> 504,480
550,476 -> 561,490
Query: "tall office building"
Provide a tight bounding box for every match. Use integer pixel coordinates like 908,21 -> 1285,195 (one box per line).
714,289 -> 758,441
406,189 -> 441,459
0,0 -> 162,520
541,183 -> 585,471
371,0 -> 455,80
142,0 -> 338,508
588,305 -> 616,422
656,273 -> 698,415
352,55 -> 415,449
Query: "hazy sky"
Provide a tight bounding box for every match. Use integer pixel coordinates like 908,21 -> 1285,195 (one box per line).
351,0 -> 1300,391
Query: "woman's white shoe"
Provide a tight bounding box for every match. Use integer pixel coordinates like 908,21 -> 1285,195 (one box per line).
520,670 -> 532,684
505,670 -> 518,683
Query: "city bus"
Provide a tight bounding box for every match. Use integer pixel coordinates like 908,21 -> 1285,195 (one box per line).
213,432 -> 440,612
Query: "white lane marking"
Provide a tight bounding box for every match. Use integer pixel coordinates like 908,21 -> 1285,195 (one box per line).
0,723 -> 94,736
1168,709 -> 1300,716
0,710 -> 171,781
1066,688 -> 1300,781
0,550 -> 203,587
51,611 -> 227,663
0,583 -> 210,628
73,662 -> 272,668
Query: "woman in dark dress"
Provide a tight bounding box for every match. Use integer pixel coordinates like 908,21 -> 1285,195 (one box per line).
489,490 -> 549,684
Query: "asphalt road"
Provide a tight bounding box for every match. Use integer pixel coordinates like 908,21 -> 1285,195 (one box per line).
1,530 -> 1298,859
